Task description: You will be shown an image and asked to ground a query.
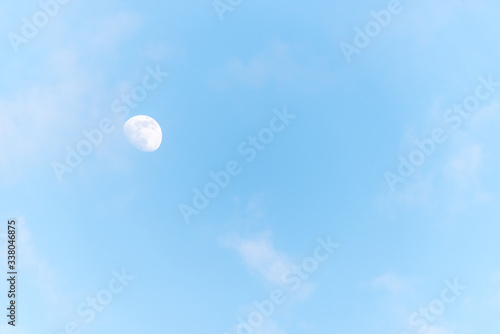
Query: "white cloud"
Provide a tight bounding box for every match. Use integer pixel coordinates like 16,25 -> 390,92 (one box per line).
87,12 -> 143,51
372,272 -> 409,293
443,143 -> 482,190
17,218 -> 60,304
0,43 -> 106,185
208,41 -> 333,92
253,320 -> 287,334
488,270 -> 500,308
221,232 -> 294,286
0,217 -> 69,324
377,97 -> 500,216
0,325 -> 29,334
398,0 -> 488,47
0,85 -> 79,184
221,231 -> 325,334
140,41 -> 185,62
470,101 -> 500,128
423,325 -> 451,334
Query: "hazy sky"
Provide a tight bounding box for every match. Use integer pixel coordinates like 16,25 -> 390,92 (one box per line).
1,0 -> 500,333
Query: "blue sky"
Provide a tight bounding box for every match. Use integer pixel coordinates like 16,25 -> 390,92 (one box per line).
1,0 -> 500,333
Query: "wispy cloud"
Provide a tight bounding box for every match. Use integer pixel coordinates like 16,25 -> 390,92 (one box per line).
0,217 -> 69,323
0,85 -> 80,184
377,97 -> 500,217
87,12 -> 143,52
423,325 -> 450,334
221,231 -> 294,286
208,40 -> 333,92
443,143 -> 482,190
372,272 -> 410,293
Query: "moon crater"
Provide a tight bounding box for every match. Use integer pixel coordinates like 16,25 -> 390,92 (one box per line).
123,115 -> 162,152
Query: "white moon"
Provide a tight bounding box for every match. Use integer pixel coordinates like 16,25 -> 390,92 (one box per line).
123,115 -> 162,152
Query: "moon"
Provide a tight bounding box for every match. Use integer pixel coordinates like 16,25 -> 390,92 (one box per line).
123,115 -> 162,152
